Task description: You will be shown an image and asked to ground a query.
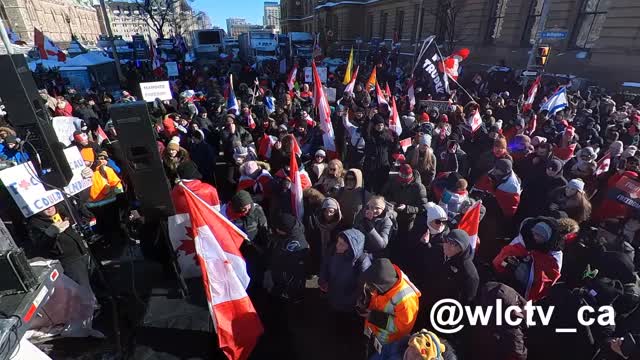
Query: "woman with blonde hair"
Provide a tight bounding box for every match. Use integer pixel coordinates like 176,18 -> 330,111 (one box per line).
315,159 -> 345,196
408,142 -> 437,189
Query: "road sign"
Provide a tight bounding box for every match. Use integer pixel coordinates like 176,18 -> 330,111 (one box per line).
540,30 -> 568,40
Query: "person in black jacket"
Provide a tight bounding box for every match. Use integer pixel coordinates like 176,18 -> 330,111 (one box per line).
26,205 -> 91,288
363,114 -> 397,194
435,229 -> 479,306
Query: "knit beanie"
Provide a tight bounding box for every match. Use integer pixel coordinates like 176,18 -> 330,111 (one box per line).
531,222 -> 553,243
168,136 -> 181,151
445,229 -> 470,251
426,202 -> 447,222
568,178 -> 585,193
231,190 -> 253,212
273,213 -> 298,234
363,258 -> 398,294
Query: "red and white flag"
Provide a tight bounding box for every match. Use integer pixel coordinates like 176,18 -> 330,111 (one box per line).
343,65 -> 359,95
407,78 -> 416,111
258,134 -> 278,160
400,138 -> 412,153
312,62 -> 336,154
523,76 -> 541,113
595,151 -> 612,176
180,183 -> 263,360
246,114 -> 256,130
96,126 -> 109,144
149,35 -> 163,76
287,64 -> 298,91
289,148 -> 304,220
458,200 -> 482,253
468,109 -> 482,133
385,82 -> 392,98
375,82 -> 389,109
389,96 -> 402,136
34,28 -> 65,61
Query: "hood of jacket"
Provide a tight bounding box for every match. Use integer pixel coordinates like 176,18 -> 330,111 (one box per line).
520,216 -> 561,252
346,168 -> 364,189
339,228 -> 365,264
320,197 -> 343,224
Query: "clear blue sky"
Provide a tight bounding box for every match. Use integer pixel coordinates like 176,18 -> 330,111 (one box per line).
192,0 -> 277,28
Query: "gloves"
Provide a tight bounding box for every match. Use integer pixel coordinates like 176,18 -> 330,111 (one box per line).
502,256 -> 521,271
81,167 -> 93,179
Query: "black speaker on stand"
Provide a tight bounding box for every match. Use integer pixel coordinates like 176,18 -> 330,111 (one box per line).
0,55 -> 72,189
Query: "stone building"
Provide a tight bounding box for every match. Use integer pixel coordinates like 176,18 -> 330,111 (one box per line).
1,0 -> 101,45
280,0 -> 640,87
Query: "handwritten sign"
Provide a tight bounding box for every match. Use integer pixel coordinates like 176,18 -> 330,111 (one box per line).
52,116 -> 82,146
0,147 -> 92,217
324,87 -> 337,103
304,66 -> 327,83
140,81 -> 173,102
165,62 -> 179,77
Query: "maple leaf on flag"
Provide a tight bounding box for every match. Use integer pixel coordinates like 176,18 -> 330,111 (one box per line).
176,226 -> 198,264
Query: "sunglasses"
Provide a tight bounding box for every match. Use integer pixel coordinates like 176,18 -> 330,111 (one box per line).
432,219 -> 446,225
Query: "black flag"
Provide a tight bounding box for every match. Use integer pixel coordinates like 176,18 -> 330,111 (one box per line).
415,36 -> 450,99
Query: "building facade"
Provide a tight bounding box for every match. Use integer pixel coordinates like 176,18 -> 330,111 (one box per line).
226,17 -> 263,38
280,0 -> 640,88
1,0 -> 101,45
95,1 -> 153,41
264,1 -> 280,32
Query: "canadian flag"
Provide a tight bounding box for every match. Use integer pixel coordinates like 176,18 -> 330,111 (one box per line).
389,96 -> 402,137
468,109 -> 482,133
258,134 -> 278,160
179,183 -> 263,360
595,151 -> 612,176
442,48 -> 470,81
343,65 -> 359,95
149,35 -> 162,76
400,138 -> 412,153
407,78 -> 416,111
312,61 -> 336,154
458,200 -> 482,254
385,82 -> 392,98
375,82 -> 389,109
523,76 -> 541,113
291,134 -> 302,157
34,28 -> 65,62
96,125 -> 109,145
289,146 -> 304,220
287,64 -> 298,91
245,114 -> 256,130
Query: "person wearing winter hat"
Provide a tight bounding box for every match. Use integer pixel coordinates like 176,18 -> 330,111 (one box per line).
382,164 -> 428,237
306,197 -> 344,272
406,137 -> 436,189
360,258 -> 421,348
172,160 -> 220,216
472,136 -> 512,183
516,157 -> 567,222
364,114 -> 396,194
548,178 -> 592,223
0,134 -> 29,164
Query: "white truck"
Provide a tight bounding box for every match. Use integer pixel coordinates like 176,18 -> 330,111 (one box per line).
239,31 -> 278,66
192,29 -> 225,62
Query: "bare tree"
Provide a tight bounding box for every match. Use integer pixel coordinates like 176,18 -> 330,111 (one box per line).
429,0 -> 461,52
135,0 -> 181,39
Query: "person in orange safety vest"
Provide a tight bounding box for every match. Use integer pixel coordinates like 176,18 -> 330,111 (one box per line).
359,258 -> 421,354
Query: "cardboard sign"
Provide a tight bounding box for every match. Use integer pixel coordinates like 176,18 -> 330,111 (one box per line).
609,175 -> 640,210
304,66 -> 327,83
0,162 -> 64,217
418,100 -> 451,113
140,81 -> 173,102
165,62 -> 179,77
324,87 -> 336,103
52,116 -> 82,146
62,147 -> 92,196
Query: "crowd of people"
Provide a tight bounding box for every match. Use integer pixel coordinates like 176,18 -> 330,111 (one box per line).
2,46 -> 640,360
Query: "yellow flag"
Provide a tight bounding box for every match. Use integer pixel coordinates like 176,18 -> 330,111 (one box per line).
366,66 -> 377,91
342,47 -> 354,85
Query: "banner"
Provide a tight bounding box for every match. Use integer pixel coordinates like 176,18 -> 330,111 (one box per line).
419,100 -> 451,113
62,147 -> 92,196
324,87 -> 337,103
415,36 -> 449,98
52,116 -> 82,146
608,175 -> 640,210
165,62 -> 179,77
304,66 -> 327,83
139,81 -> 173,101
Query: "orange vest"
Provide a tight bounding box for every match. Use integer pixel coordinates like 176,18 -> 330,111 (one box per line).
88,165 -> 123,207
365,265 -> 421,345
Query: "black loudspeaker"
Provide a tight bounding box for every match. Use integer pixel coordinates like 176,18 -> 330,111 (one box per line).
110,101 -> 175,217
0,55 -> 72,188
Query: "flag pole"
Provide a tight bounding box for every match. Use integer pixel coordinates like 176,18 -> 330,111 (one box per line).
433,42 -> 475,102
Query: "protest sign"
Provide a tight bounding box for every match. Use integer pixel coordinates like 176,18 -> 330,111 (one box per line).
140,81 -> 173,101
304,66 -> 327,83
609,175 -> 640,210
165,62 -> 179,77
324,87 -> 337,103
0,162 -> 64,217
52,116 -> 81,146
418,100 -> 451,113
62,147 -> 92,196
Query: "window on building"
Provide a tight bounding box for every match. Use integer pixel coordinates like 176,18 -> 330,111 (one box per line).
485,0 -> 509,44
379,11 -> 387,39
521,0 -> 543,46
395,9 -> 404,43
572,0 -> 611,48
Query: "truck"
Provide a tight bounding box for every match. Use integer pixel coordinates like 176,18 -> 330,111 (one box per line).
192,29 -> 225,62
238,31 -> 278,66
288,32 -> 314,60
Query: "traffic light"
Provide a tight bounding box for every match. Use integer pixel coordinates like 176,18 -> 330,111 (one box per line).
535,45 -> 551,66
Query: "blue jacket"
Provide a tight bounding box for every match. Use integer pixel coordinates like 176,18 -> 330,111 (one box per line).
106,159 -> 121,174
2,147 -> 29,164
320,228 -> 371,311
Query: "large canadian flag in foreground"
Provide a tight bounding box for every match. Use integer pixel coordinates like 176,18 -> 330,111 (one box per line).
180,182 -> 263,360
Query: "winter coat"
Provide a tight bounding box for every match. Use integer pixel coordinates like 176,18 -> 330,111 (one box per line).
1,147 -> 29,164
26,208 -> 89,262
267,220 -> 309,301
436,148 -> 470,178
188,141 -> 217,184
363,129 -> 396,172
319,229 -> 371,311
493,217 -> 562,302
221,203 -> 268,244
516,174 -> 567,222
354,204 -> 397,257
381,171 -> 428,233
305,198 -> 346,273
472,151 -> 513,184
473,172 -> 522,218
548,187 -> 591,223
471,282 -> 527,360
431,240 -> 479,305
221,126 -> 253,161
335,169 -> 370,226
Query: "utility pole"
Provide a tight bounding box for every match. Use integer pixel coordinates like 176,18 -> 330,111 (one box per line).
99,0 -> 125,83
526,0 -> 551,70
412,0 -> 425,71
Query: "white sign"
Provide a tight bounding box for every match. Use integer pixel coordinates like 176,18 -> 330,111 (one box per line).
52,116 -> 81,146
304,66 -> 328,83
140,81 -> 173,102
165,62 -> 179,77
62,147 -> 92,196
0,162 -> 64,217
324,87 -> 337,103
0,148 -> 92,217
